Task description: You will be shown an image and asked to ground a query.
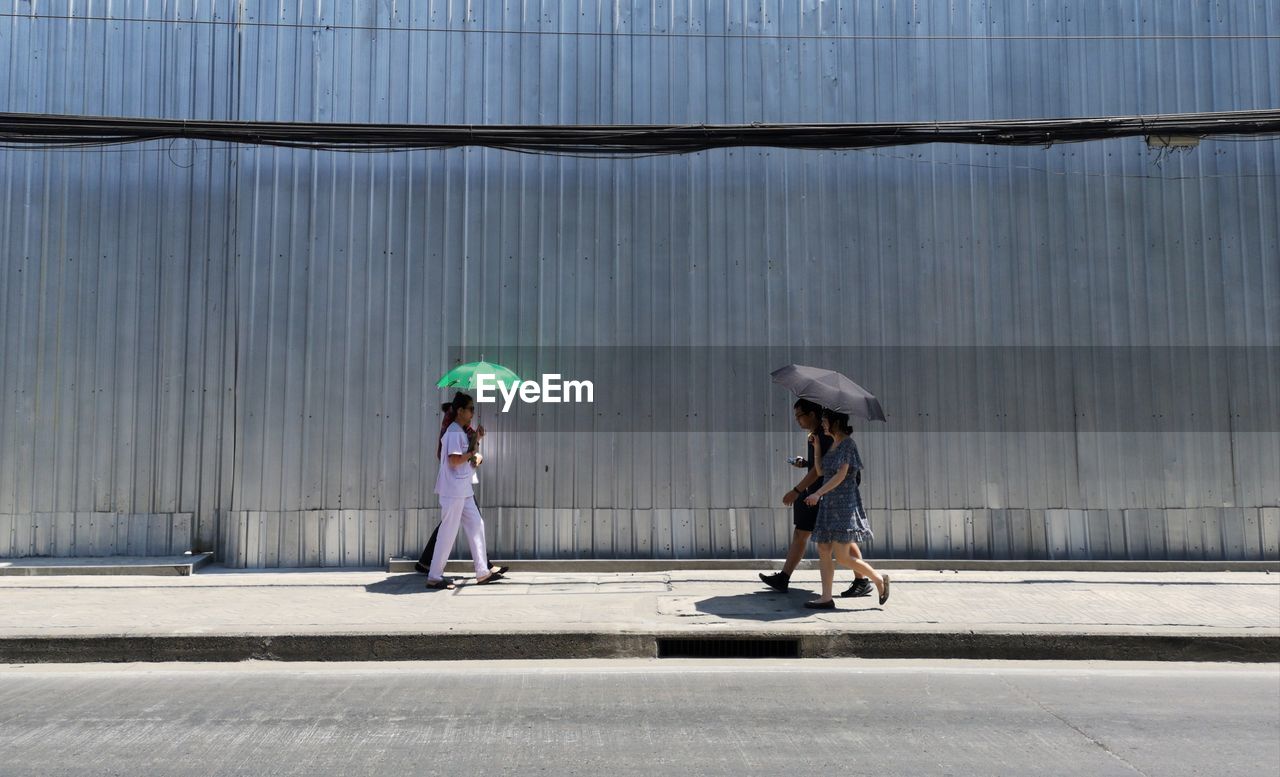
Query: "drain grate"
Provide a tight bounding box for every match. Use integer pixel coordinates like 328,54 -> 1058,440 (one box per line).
657,638 -> 800,659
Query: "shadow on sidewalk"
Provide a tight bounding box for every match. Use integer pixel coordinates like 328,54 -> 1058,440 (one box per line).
364,574 -> 430,595
693,590 -> 882,621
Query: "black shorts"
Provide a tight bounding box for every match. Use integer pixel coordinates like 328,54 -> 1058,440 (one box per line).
792,495 -> 820,533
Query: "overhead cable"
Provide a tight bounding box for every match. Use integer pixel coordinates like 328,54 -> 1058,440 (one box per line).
2,110 -> 1278,156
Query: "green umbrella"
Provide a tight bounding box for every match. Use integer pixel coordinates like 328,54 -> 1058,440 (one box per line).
436,360 -> 521,390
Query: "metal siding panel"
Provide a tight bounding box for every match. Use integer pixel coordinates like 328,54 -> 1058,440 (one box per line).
401,509 -> 424,562
1006,510 -> 1031,558
560,506 -> 586,563
1028,510 -> 1049,559
280,511 -> 302,568
709,509 -> 732,557
1121,509 -> 1144,560
556,508 -> 578,559
732,507 -> 753,558
987,509 -> 1009,560
224,511 -> 243,568
1242,508 -> 1264,562
1187,506 -> 1208,563
567,507 -> 588,559
486,507 -> 510,561
880,510 -> 902,559
1165,508 -> 1190,561
1104,509 -> 1128,561
262,511 -> 281,568
687,508 -> 710,558
31,211 -> 59,515
591,508 -> 614,559
12,514 -> 33,557
1046,510 -> 1071,561
510,507 -> 532,560
172,513 -> 193,555
1066,509 -> 1089,560
3,3 -> 1277,564
361,511 -> 380,567
29,514 -> 51,557
631,509 -> 652,558
1221,508 -> 1249,561
300,511 -> 322,568
926,510 -> 951,560
1145,508 -> 1168,560
243,512 -> 262,568
650,508 -> 673,559
341,510 -> 361,567
950,510 -> 969,559
50,512 -> 75,556
1261,508 -> 1280,561
381,509 -> 402,564
536,502 -> 561,560
115,513 -> 135,558
909,509 -> 928,558
88,513 -> 114,557
968,510 -> 990,560
321,510 -> 341,567
1086,510 -> 1111,559
611,509 -> 632,558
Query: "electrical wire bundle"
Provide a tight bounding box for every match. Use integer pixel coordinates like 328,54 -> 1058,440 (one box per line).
2,109 -> 1279,156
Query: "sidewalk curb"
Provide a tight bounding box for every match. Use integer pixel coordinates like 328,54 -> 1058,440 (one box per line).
3,631 -> 1276,664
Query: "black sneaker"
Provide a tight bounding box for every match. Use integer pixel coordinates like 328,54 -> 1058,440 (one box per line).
759,571 -> 790,593
841,578 -> 873,598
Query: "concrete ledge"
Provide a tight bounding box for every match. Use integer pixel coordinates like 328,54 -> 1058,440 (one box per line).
389,557 -> 1280,574
796,632 -> 1280,662
0,553 -> 214,577
3,630 -> 1276,664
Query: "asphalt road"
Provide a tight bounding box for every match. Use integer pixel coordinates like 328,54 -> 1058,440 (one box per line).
1,660 -> 1277,776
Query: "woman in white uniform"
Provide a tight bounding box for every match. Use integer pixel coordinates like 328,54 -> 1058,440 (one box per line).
426,392 -> 506,589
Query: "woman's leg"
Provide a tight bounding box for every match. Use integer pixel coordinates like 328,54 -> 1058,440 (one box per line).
458,497 -> 490,577
815,542 -> 836,602
428,497 -> 466,580
833,543 -> 884,596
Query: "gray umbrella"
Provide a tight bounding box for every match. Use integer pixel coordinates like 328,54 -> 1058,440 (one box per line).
770,364 -> 887,421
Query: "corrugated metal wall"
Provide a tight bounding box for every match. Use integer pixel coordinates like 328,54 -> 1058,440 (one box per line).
2,1 -> 1277,564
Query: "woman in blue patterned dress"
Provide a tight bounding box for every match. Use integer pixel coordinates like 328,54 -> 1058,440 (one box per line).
802,408 -> 890,609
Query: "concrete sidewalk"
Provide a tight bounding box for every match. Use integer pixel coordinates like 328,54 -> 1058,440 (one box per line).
2,566 -> 1277,663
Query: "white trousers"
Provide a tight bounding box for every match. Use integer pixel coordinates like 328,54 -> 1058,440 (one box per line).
429,496 -> 490,579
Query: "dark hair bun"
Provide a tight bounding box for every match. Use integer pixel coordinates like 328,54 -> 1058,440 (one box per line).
450,391 -> 475,412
